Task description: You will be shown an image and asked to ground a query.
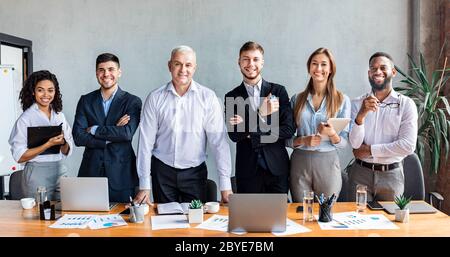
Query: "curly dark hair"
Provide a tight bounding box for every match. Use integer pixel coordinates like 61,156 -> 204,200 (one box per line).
19,70 -> 63,112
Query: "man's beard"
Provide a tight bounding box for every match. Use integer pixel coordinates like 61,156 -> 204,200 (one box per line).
369,75 -> 391,91
241,69 -> 260,81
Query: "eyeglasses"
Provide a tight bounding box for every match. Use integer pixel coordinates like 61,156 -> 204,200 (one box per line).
379,102 -> 400,109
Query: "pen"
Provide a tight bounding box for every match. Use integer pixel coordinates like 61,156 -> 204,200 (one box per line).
315,195 -> 322,205
328,193 -> 335,205
129,196 -> 135,206
139,195 -> 146,206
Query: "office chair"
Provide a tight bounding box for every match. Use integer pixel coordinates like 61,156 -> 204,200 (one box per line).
403,153 -> 425,200
337,170 -> 350,202
231,176 -> 237,193
403,153 -> 444,210
8,169 -> 24,200
206,179 -> 218,202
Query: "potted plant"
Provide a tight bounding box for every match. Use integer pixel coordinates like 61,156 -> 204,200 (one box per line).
394,53 -> 450,174
188,200 -> 203,223
394,195 -> 412,223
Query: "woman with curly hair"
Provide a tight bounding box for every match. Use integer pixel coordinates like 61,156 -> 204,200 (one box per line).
8,70 -> 74,200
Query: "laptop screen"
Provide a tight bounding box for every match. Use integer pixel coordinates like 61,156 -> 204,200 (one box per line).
60,177 -> 110,211
228,193 -> 287,233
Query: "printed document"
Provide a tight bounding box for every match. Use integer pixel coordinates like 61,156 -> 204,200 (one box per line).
151,215 -> 190,230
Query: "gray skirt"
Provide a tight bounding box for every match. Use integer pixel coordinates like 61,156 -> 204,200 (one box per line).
290,149 -> 342,203
22,161 -> 66,201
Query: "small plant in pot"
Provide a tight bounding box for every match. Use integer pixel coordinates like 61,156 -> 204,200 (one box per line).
188,200 -> 203,223
394,195 -> 412,223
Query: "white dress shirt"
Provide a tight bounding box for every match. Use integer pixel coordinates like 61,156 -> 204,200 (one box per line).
349,89 -> 418,164
8,103 -> 74,163
244,79 -> 262,111
137,81 -> 232,191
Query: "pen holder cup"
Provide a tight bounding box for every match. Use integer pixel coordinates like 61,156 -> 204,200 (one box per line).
318,204 -> 333,222
129,205 -> 145,223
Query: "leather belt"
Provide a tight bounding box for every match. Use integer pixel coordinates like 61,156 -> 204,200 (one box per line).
356,159 -> 400,172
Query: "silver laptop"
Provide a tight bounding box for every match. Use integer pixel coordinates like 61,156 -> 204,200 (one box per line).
228,193 -> 287,233
60,177 -> 111,211
380,201 -> 437,214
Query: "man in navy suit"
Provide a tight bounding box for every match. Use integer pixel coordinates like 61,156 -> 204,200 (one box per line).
73,53 -> 142,202
225,42 -> 295,193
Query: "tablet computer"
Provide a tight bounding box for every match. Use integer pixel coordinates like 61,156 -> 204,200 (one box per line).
320,118 -> 351,141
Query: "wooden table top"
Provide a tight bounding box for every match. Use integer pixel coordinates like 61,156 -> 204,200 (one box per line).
0,200 -> 448,237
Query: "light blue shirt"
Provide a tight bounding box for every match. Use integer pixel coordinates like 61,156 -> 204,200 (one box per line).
286,93 -> 351,152
90,87 -> 118,135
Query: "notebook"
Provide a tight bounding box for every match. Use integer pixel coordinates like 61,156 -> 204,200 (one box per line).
380,202 -> 438,214
27,125 -> 62,155
157,202 -> 191,214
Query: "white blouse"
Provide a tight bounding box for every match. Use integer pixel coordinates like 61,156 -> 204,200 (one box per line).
8,103 -> 74,163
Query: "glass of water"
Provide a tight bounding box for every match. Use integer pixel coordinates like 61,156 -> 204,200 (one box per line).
356,184 -> 367,213
303,190 -> 314,221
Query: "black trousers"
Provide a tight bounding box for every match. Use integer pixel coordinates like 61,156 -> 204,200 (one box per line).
151,156 -> 207,203
236,164 -> 289,194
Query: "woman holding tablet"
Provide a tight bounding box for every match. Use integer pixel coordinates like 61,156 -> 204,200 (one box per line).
8,70 -> 73,200
287,48 -> 351,202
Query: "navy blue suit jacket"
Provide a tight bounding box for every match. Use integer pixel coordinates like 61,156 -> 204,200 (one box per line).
72,87 -> 142,190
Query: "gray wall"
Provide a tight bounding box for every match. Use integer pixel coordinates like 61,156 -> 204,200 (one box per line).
0,0 -> 410,191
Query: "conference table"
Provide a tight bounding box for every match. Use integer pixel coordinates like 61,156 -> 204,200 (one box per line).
0,200 -> 448,237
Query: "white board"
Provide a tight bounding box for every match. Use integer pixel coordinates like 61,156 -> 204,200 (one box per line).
0,65 -> 21,176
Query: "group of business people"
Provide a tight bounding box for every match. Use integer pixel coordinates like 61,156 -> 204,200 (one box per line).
8,41 -> 418,206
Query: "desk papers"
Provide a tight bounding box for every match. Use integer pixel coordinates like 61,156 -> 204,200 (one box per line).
196,215 -> 310,236
88,215 -> 127,229
49,214 -> 127,229
195,215 -> 229,232
317,212 -> 398,230
151,215 -> 190,230
49,214 -> 96,229
272,219 -> 311,236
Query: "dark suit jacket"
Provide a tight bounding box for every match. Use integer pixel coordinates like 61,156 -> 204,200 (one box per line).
72,87 -> 142,190
225,79 -> 295,180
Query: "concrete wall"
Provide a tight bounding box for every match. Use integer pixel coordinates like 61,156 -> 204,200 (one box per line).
0,0 -> 410,194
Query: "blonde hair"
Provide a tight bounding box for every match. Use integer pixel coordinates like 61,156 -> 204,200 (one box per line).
293,47 -> 344,127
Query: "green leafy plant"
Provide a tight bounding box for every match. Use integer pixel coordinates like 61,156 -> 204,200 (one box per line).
394,195 -> 412,210
189,200 -> 203,209
395,52 -> 450,174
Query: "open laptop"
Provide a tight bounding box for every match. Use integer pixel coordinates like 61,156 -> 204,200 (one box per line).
60,177 -> 113,211
380,201 -> 438,214
228,193 -> 287,233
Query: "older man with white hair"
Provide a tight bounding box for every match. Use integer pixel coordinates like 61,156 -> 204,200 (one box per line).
135,46 -> 233,205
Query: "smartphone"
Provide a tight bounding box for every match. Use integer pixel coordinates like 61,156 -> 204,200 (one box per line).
367,201 -> 384,210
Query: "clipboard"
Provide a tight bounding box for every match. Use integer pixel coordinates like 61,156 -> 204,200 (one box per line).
27,125 -> 62,155
320,118 -> 351,141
